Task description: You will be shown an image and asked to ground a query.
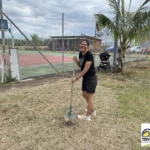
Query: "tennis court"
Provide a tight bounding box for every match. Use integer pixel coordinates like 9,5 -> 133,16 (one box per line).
1,49 -> 149,79
18,50 -> 79,79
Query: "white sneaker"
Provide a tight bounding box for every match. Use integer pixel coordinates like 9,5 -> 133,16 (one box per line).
85,109 -> 96,116
77,115 -> 91,121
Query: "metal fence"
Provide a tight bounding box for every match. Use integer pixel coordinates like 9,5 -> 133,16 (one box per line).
0,13 -> 150,81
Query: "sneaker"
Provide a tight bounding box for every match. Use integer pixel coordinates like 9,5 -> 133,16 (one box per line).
85,109 -> 96,116
77,115 -> 91,121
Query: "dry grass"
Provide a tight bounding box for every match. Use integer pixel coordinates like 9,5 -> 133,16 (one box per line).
0,61 -> 150,150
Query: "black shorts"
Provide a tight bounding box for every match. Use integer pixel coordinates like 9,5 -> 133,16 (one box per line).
82,75 -> 97,93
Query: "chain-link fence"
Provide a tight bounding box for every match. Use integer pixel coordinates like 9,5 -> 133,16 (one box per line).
1,13 -> 150,81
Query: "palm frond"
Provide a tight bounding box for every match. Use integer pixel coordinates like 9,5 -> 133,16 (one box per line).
128,0 -> 132,12
121,0 -> 125,18
139,0 -> 150,9
133,11 -> 150,43
134,0 -> 149,14
127,0 -> 149,33
94,13 -> 116,32
126,11 -> 150,44
107,0 -> 121,17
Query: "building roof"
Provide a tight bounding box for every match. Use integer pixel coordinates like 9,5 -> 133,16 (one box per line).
50,35 -> 102,40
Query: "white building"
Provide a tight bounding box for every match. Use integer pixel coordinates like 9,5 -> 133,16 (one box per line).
97,28 -> 114,47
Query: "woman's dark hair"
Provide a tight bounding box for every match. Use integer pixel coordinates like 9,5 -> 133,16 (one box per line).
80,39 -> 89,47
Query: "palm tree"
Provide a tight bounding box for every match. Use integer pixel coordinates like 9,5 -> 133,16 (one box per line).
95,0 -> 150,71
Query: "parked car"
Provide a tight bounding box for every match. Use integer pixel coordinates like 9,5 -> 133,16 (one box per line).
105,46 -> 119,53
128,46 -> 142,53
141,47 -> 150,54
147,47 -> 150,54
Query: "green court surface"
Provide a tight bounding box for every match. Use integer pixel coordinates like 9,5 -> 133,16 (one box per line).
18,50 -> 79,57
20,63 -> 79,79
17,50 -> 148,79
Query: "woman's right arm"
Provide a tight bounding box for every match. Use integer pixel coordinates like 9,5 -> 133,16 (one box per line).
73,56 -> 80,68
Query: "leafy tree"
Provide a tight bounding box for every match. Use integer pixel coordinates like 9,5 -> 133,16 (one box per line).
30,34 -> 40,46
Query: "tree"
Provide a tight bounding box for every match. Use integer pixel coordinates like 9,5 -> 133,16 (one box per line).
30,34 -> 40,46
95,0 -> 150,71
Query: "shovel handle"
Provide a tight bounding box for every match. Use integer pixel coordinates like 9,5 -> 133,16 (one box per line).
70,60 -> 75,111
73,60 -> 75,77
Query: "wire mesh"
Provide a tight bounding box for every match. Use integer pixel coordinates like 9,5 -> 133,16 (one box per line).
1,14 -> 150,81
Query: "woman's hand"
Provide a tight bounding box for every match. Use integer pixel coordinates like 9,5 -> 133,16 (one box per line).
73,56 -> 81,68
71,77 -> 78,83
73,56 -> 78,62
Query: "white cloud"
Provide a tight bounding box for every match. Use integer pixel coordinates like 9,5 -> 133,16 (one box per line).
1,0 -> 149,39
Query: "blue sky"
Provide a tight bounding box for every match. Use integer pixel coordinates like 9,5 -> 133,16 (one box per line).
1,0 -> 150,39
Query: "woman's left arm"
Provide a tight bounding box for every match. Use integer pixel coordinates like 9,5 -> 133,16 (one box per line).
72,61 -> 92,83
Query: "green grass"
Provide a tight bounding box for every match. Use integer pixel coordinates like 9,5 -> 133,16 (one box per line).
101,61 -> 150,122
98,61 -> 150,150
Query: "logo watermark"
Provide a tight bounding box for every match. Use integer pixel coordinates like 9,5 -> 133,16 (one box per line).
141,123 -> 150,147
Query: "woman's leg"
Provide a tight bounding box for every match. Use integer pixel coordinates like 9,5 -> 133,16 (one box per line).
82,78 -> 88,103
78,76 -> 97,120
82,91 -> 89,112
82,76 -> 97,115
77,92 -> 95,121
86,93 -> 94,116
82,91 -> 88,102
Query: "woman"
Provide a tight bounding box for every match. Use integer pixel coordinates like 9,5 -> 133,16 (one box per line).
72,39 -> 97,121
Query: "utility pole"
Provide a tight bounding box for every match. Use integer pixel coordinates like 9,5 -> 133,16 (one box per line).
62,13 -> 64,73
94,21 -> 97,64
113,0 -> 120,66
0,0 -> 6,82
8,28 -> 15,48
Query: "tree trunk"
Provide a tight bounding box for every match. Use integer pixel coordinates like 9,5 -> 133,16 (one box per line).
112,44 -> 125,73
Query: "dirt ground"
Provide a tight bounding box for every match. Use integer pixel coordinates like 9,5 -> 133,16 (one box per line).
0,65 -> 148,150
0,72 -> 74,92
